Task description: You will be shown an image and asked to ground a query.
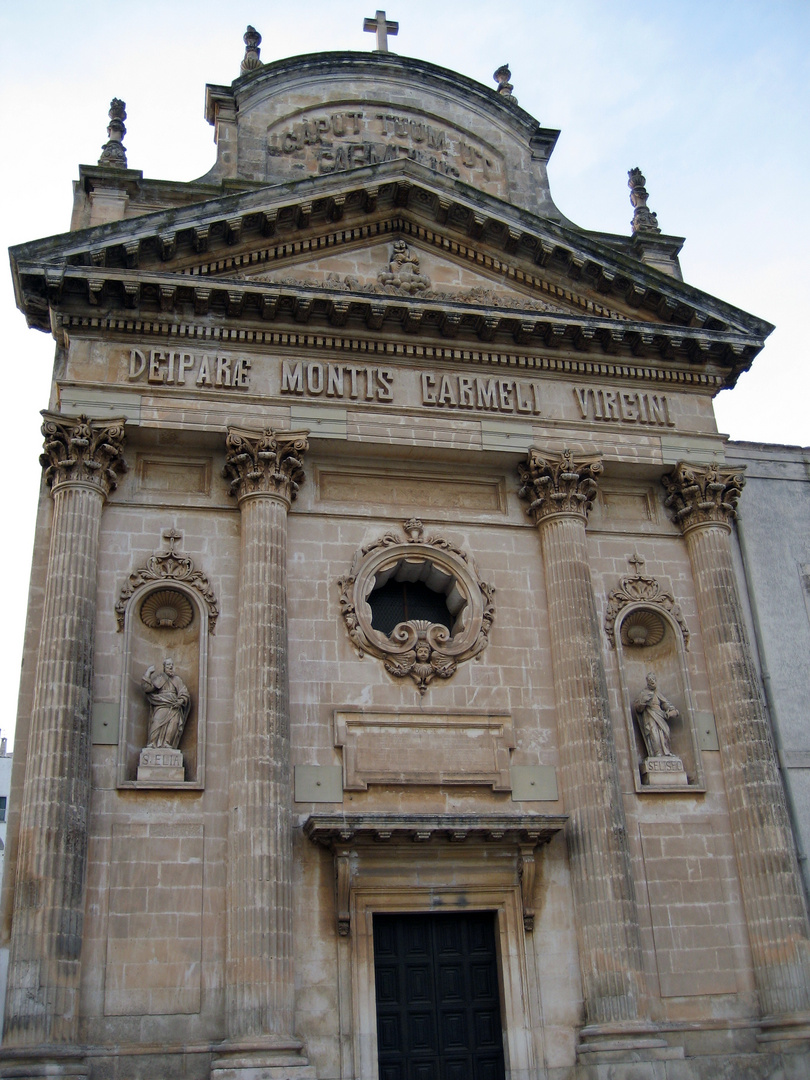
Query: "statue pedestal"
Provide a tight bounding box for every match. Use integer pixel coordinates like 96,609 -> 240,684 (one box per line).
641,755 -> 686,787
137,747 -> 185,782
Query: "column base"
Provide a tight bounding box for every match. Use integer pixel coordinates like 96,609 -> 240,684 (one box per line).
577,1021 -> 684,1065
0,1048 -> 88,1079
757,1012 -> 810,1054
210,1036 -> 316,1080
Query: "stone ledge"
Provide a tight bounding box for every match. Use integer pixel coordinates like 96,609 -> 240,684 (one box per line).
304,811 -> 567,848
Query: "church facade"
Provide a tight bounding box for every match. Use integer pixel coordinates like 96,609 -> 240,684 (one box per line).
2,20 -> 810,1080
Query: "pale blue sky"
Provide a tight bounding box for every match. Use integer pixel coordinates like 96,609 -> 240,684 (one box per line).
1,1 -> 807,742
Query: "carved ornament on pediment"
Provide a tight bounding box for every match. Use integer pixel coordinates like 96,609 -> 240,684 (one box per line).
604,553 -> 689,649
116,529 -> 219,634
661,461 -> 745,533
338,519 -> 495,694
234,266 -> 572,314
518,448 -> 603,525
40,412 -> 126,496
376,240 -> 431,294
223,426 -> 309,504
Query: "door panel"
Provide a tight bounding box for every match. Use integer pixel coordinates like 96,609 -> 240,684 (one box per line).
373,912 -> 506,1080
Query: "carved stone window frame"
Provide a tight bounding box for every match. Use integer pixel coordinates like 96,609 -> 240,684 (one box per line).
338,519 -> 494,694
114,530 -> 218,790
605,557 -> 704,793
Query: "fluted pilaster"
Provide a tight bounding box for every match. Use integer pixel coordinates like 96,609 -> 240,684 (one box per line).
519,449 -> 644,1026
221,428 -> 308,1047
664,462 -> 810,1018
3,414 -> 125,1049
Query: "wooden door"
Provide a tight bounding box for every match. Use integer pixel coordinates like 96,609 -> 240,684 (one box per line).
373,911 -> 506,1080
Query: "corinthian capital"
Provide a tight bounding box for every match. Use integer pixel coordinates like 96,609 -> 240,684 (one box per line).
662,461 -> 745,533
223,427 -> 309,504
518,448 -> 603,525
40,412 -> 126,496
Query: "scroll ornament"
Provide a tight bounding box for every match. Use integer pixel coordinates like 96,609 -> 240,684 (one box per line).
40,412 -> 126,495
661,462 -> 746,531
223,426 -> 309,502
517,448 -> 603,524
116,529 -> 219,634
338,519 -> 495,694
604,554 -> 689,649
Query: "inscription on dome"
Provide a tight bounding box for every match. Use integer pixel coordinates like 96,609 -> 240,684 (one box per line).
267,107 -> 504,188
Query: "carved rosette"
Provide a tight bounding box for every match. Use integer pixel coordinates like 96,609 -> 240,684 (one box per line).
338,520 -> 495,694
517,448 -> 603,525
40,412 -> 126,496
115,529 -> 219,633
661,461 -> 745,533
223,427 -> 308,505
604,559 -> 690,649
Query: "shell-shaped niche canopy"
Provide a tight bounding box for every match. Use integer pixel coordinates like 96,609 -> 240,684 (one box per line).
140,588 -> 194,630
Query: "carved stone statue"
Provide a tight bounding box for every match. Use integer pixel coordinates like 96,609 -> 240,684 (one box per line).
142,658 -> 190,749
633,672 -> 678,758
377,240 -> 431,294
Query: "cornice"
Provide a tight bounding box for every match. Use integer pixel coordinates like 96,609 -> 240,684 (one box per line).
31,262 -> 758,379
11,161 -> 771,333
52,311 -> 733,391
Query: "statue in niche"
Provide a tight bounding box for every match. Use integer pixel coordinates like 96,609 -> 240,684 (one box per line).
142,658 -> 190,749
633,672 -> 678,759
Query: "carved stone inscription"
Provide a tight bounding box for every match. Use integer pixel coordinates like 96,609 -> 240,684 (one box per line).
575,386 -> 675,427
267,108 -> 503,186
128,349 -> 251,389
122,349 -> 680,427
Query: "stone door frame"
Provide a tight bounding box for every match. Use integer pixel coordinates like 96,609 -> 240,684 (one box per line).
340,856 -> 539,1080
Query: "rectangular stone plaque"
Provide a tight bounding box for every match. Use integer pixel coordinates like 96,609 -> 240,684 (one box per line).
510,765 -> 558,802
335,710 -> 514,791
92,701 -> 119,745
294,765 -> 344,803
695,711 -> 719,751
137,747 -> 185,783
105,822 -> 203,1016
641,755 -> 687,787
640,821 -> 737,998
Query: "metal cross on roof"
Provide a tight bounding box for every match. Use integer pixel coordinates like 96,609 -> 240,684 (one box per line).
363,10 -> 399,52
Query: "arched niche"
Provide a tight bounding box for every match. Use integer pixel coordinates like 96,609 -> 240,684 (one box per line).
115,531 -> 218,789
606,559 -> 704,793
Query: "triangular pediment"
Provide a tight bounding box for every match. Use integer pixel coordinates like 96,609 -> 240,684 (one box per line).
10,158 -> 773,385
228,236 -> 598,319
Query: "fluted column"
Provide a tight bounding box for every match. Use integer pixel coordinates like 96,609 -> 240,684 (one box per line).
3,414 -> 125,1052
663,462 -> 810,1019
218,427 -> 309,1067
518,449 -> 645,1027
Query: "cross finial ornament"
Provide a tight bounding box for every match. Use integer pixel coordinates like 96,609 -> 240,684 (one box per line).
627,552 -> 646,575
363,10 -> 398,52
163,528 -> 183,554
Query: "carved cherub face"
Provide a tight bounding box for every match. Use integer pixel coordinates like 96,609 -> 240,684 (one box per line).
415,643 -> 431,662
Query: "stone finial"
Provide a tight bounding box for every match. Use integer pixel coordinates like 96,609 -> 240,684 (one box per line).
494,65 -> 517,103
240,25 -> 262,76
98,98 -> 127,169
517,448 -> 603,524
40,412 -> 127,495
223,427 -> 309,503
628,167 -> 661,235
661,461 -> 746,533
363,10 -> 399,52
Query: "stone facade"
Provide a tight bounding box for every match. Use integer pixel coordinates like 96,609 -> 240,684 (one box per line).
2,25 -> 809,1080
